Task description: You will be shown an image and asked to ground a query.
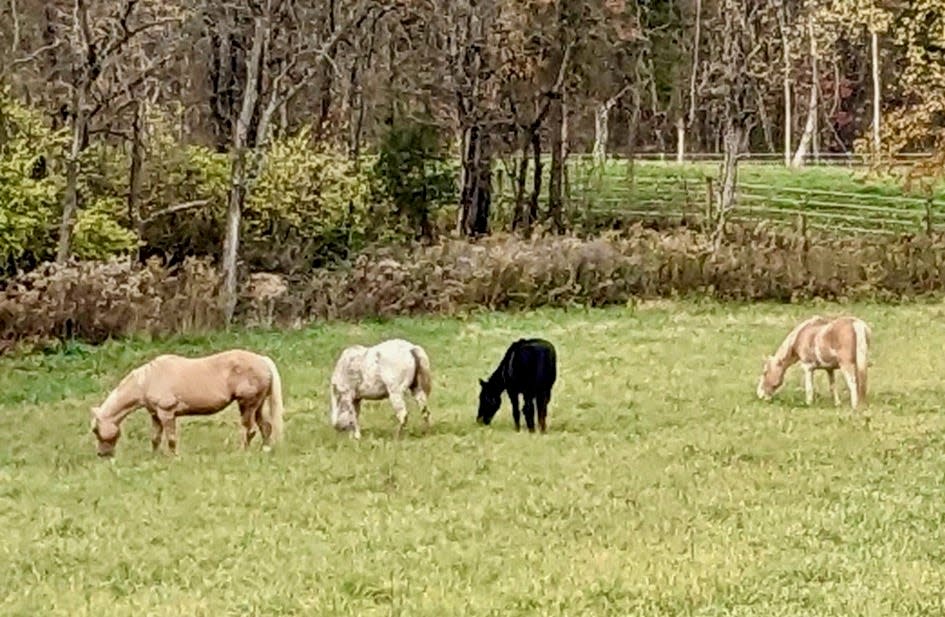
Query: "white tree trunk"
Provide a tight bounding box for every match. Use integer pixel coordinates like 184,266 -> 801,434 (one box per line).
593,103 -> 609,165
593,86 -> 629,165
792,21 -> 817,167
676,117 -> 685,163
221,15 -> 265,324
777,0 -> 791,166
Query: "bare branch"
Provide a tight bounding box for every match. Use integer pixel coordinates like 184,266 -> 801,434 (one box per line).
142,200 -> 211,224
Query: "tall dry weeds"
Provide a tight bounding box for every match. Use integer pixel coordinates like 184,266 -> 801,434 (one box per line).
4,224 -> 945,351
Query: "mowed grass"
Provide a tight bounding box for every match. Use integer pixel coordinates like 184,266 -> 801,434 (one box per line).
3,301 -> 945,615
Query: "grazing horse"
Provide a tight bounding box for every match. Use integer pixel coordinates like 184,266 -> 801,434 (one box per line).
757,315 -> 871,410
477,338 -> 557,433
90,349 -> 284,457
330,338 -> 432,440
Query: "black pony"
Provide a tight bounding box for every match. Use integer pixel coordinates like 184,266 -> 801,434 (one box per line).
477,338 -> 557,433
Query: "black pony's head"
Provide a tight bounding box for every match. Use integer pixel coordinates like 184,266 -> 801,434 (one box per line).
476,379 -> 501,425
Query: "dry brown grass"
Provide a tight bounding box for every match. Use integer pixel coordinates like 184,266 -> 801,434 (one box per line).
4,224 -> 945,350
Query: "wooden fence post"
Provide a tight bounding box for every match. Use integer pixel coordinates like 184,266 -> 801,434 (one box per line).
925,196 -> 933,235
704,177 -> 714,232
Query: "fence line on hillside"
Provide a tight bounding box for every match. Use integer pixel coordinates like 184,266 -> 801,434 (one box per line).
573,178 -> 945,236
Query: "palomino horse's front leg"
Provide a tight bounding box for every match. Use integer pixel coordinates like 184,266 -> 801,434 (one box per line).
159,412 -> 178,454
239,399 -> 261,449
827,369 -> 841,406
150,413 -> 164,452
802,365 -> 815,405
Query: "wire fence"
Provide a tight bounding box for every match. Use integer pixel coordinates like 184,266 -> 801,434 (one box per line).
493,155 -> 945,236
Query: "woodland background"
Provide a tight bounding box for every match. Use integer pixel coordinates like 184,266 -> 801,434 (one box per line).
1,0 -> 945,345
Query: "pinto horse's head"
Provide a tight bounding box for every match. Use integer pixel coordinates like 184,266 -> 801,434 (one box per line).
476,379 -> 501,426
90,407 -> 121,457
756,356 -> 785,401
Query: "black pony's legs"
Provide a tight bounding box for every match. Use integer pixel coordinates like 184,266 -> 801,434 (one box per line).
510,393 -> 522,431
523,397 -> 536,433
537,391 -> 549,433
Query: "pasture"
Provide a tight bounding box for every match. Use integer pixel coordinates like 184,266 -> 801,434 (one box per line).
3,301 -> 945,615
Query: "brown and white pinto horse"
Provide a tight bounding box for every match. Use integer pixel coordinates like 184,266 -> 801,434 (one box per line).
757,316 -> 871,410
90,349 -> 284,457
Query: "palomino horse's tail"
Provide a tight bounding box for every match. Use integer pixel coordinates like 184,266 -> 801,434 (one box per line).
853,319 -> 870,406
410,346 -> 433,396
261,356 -> 285,442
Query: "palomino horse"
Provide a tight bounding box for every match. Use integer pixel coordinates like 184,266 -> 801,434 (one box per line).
757,316 -> 871,410
330,338 -> 432,439
90,349 -> 284,457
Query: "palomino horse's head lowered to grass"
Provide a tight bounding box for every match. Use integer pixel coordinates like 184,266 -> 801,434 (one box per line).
756,356 -> 786,401
90,407 -> 121,457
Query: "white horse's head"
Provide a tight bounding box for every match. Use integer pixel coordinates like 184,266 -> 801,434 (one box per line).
329,386 -> 357,432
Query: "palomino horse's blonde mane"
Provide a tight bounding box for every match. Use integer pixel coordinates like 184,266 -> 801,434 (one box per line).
771,316 -> 824,364
94,364 -> 149,420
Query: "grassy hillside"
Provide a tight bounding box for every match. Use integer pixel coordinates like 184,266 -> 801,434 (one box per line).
493,159 -> 945,233
3,302 -> 945,615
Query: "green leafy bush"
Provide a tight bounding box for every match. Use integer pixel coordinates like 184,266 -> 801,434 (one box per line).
0,90 -> 66,270
245,128 -> 375,271
371,120 -> 457,240
72,197 -> 139,259
136,116 -> 229,261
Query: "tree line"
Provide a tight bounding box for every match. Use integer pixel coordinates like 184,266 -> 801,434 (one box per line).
1,0 -> 943,318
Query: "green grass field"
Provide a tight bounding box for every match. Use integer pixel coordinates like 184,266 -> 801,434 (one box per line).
3,301 -> 945,615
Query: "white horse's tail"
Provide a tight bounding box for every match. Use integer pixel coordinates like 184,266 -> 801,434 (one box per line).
853,319 -> 870,405
261,356 -> 285,442
410,346 -> 433,396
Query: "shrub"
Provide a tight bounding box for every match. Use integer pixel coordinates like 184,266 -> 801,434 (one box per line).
246,129 -> 375,271
0,90 -> 67,270
0,258 -> 223,348
7,223 -> 945,351
371,120 -> 457,240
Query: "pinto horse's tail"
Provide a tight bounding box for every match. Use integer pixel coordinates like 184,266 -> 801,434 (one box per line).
410,346 -> 433,397
853,319 -> 870,406
261,355 -> 285,443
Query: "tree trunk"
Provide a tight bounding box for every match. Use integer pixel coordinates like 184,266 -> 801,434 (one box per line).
676,117 -> 685,163
871,28 -> 881,154
512,141 -> 529,230
55,102 -> 87,263
128,100 -> 145,257
713,119 -> 742,251
459,124 -> 491,236
221,15 -> 265,324
548,94 -> 564,231
792,20 -> 818,167
777,0 -> 791,166
529,129 -> 541,231
593,103 -> 609,165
